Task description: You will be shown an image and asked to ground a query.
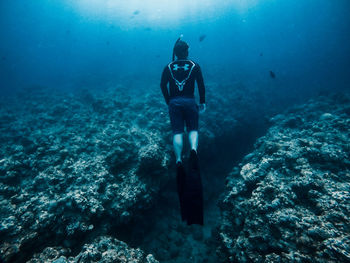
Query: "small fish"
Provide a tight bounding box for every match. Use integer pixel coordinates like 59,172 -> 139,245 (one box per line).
133,10 -> 140,15
4,246 -> 11,253
269,71 -> 276,79
106,41 -> 110,45
199,34 -> 206,42
260,53 -> 263,56
1,56 -> 5,61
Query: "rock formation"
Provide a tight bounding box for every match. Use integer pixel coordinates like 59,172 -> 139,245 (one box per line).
218,94 -> 350,262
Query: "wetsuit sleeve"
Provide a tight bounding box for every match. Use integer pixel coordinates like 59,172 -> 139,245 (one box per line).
160,66 -> 170,105
195,64 -> 205,104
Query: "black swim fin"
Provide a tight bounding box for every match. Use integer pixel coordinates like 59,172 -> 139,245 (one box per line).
176,162 -> 187,221
184,150 -> 204,225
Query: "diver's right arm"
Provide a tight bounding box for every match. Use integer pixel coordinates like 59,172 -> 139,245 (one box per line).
160,67 -> 170,105
195,64 -> 206,113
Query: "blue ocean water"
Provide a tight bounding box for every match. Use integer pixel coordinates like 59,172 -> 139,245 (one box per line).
0,1 -> 350,262
1,0 -> 349,96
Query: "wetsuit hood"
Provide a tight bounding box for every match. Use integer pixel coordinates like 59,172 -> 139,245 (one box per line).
173,36 -> 189,61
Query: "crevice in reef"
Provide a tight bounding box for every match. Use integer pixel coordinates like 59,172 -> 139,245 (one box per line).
109,121 -> 270,263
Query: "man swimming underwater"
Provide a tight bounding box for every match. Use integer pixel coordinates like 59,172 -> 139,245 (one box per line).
160,36 -> 205,225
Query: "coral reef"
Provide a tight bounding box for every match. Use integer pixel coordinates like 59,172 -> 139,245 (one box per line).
218,94 -> 350,262
1,81 -> 337,262
28,236 -> 159,263
1,82 -> 259,262
0,86 -> 170,262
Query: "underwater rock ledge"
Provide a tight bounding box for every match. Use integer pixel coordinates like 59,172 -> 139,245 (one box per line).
0,82 -> 313,262
28,236 -> 159,263
218,93 -> 350,262
0,83 -> 267,262
0,86 -> 169,262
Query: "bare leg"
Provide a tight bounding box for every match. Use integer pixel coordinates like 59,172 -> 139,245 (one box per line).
173,133 -> 183,163
189,130 -> 198,152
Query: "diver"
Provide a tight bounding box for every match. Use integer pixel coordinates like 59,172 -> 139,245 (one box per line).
160,36 -> 205,225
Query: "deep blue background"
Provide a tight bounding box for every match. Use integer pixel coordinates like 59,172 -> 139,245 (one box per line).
0,0 -> 349,97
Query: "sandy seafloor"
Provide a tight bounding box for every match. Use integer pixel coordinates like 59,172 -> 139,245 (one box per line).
0,82 -> 349,263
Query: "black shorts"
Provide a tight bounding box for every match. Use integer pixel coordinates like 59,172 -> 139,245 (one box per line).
168,97 -> 199,134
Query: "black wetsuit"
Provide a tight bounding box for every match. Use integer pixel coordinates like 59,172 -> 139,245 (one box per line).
160,59 -> 205,225
161,59 -> 206,134
160,59 -> 205,105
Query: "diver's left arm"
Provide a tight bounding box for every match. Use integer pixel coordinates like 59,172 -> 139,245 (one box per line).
160,67 -> 170,105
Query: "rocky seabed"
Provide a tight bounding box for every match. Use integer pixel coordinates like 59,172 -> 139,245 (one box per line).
218,94 -> 350,262
0,85 -> 349,262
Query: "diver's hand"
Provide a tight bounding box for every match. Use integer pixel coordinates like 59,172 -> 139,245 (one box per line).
199,103 -> 206,114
